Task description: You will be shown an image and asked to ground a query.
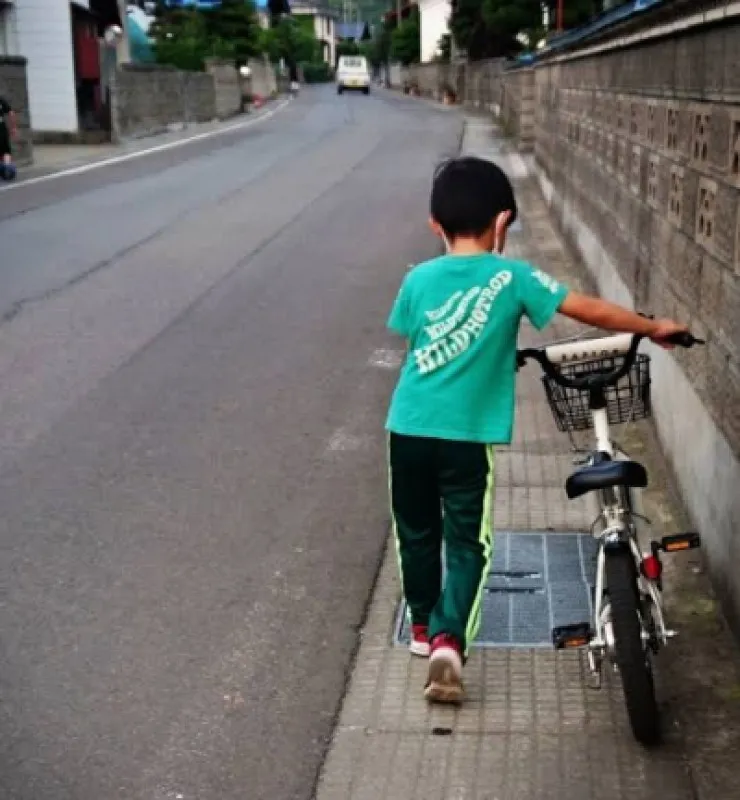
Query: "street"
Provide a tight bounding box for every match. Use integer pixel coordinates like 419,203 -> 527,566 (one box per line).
0,88 -> 459,799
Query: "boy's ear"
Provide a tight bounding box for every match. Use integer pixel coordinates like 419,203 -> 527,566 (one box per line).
493,210 -> 512,254
428,217 -> 445,238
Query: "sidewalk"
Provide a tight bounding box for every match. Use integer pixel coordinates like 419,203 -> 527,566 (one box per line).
314,117 -> 740,799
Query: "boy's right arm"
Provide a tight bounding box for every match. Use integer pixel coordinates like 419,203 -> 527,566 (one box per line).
559,292 -> 688,346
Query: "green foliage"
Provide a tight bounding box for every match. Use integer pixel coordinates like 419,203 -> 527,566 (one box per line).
481,0 -> 541,37
301,61 -> 333,83
361,20 -> 392,68
204,0 -> 262,63
450,0 -> 605,60
267,0 -> 291,27
435,33 -> 452,63
336,40 -> 361,64
260,17 -> 320,65
545,0 -> 604,30
151,1 -> 260,71
390,7 -> 420,66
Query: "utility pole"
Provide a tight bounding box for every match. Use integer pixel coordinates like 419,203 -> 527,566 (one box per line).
557,0 -> 564,31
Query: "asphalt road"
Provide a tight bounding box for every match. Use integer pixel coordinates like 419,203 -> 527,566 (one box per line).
0,87 -> 461,799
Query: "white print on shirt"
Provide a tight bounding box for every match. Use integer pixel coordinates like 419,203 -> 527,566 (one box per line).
413,270 -> 513,375
424,290 -> 464,322
423,287 -> 480,340
533,269 -> 560,294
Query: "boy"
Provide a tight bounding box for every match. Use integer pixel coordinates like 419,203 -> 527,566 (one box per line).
0,94 -> 17,180
386,156 -> 686,705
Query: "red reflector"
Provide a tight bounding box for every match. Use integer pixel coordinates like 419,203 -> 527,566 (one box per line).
642,555 -> 662,581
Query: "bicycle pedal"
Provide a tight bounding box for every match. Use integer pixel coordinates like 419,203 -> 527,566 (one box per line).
658,532 -> 701,552
552,623 -> 591,649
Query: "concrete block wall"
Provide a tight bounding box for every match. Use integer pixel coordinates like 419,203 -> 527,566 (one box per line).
529,17 -> 740,632
111,64 -> 217,141
500,67 -> 535,151
443,8 -> 740,635
397,60 -> 504,108
0,56 -> 33,165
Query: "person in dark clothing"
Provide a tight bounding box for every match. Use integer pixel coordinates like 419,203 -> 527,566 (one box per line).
0,95 -> 18,180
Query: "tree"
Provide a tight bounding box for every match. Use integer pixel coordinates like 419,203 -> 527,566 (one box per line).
260,17 -> 320,65
546,0 -> 604,31
336,40 -> 361,64
450,0 -> 538,59
390,7 -> 420,66
151,9 -> 211,71
203,0 -> 261,64
361,20 -> 392,69
151,1 -> 261,70
449,0 -> 606,61
267,0 -> 291,27
435,33 -> 452,63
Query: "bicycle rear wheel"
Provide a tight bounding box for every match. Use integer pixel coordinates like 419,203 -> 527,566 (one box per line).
605,545 -> 661,746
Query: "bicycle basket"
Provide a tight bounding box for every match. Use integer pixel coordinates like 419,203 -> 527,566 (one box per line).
542,354 -> 652,433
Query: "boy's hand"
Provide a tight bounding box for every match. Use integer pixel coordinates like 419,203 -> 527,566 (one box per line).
648,319 -> 690,348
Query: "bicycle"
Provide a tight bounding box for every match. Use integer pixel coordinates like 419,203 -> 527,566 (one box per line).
516,330 -> 703,746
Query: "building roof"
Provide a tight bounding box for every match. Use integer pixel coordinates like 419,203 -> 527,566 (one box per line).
336,21 -> 368,41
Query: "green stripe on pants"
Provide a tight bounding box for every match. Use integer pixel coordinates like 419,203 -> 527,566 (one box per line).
389,433 -> 495,655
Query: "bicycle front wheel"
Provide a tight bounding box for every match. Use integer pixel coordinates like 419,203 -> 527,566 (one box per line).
605,545 -> 661,746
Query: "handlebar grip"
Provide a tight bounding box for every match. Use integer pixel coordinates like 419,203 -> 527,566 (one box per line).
662,331 -> 705,347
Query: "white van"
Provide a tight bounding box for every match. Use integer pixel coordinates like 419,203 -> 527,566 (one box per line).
336,56 -> 370,95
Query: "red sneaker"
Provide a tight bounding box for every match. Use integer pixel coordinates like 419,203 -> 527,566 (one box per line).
424,634 -> 464,705
410,624 -> 430,657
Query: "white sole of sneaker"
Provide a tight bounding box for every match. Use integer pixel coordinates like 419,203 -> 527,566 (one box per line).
424,649 -> 464,705
409,640 -> 431,658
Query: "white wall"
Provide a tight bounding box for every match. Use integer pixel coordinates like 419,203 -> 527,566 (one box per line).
311,13 -> 336,66
292,6 -> 336,66
419,0 -> 451,64
15,0 -> 78,132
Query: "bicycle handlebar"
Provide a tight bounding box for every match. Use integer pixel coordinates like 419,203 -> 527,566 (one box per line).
516,331 -> 704,392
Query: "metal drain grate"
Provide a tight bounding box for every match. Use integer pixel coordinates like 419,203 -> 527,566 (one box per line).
394,531 -> 598,648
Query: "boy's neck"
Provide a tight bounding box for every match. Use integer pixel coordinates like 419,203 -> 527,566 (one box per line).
446,237 -> 491,256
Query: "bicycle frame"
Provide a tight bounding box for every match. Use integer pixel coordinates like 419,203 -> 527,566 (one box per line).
519,330 -> 703,742
585,398 -> 674,684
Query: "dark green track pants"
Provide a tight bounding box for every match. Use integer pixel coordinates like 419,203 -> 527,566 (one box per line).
389,433 -> 495,655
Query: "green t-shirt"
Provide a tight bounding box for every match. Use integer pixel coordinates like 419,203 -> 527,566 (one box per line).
385,253 -> 569,444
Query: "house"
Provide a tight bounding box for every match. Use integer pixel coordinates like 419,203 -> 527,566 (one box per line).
290,2 -> 337,66
417,0 -> 451,63
0,1 -> 130,136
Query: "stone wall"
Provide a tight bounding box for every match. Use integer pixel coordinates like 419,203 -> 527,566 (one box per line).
0,56 -> 33,165
205,59 -> 242,119
111,64 -> 217,141
247,57 -> 278,100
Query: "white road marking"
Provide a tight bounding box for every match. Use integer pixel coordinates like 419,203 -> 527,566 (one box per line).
368,348 -> 404,370
0,99 -> 290,192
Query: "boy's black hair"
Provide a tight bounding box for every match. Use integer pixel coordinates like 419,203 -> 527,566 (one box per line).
431,156 -> 518,240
